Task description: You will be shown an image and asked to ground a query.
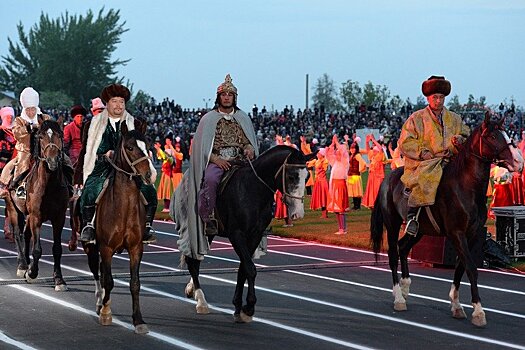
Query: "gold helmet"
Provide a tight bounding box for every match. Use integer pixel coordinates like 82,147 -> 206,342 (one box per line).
217,74 -> 238,95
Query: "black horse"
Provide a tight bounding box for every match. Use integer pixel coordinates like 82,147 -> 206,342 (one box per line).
370,113 -> 523,327
183,145 -> 313,322
5,119 -> 71,290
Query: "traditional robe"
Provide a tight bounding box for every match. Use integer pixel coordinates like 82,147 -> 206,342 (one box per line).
171,109 -> 258,260
399,106 -> 469,207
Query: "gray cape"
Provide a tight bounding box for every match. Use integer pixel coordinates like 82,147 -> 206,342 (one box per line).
170,109 -> 259,260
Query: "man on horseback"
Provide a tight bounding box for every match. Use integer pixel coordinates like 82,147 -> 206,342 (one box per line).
0,87 -> 74,200
173,74 -> 258,250
399,76 -> 470,236
78,83 -> 158,244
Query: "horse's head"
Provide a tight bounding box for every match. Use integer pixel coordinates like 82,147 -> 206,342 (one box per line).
118,122 -> 157,185
35,120 -> 64,171
476,111 -> 524,172
275,146 -> 312,221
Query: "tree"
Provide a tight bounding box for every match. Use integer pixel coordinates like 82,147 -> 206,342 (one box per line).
312,73 -> 341,112
362,81 -> 390,107
388,94 -> 403,112
0,8 -> 129,106
447,94 -> 463,112
339,79 -> 363,112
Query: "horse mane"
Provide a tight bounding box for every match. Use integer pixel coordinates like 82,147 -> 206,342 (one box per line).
446,125 -> 480,178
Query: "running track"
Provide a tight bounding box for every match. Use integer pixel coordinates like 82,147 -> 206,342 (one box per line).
0,203 -> 524,350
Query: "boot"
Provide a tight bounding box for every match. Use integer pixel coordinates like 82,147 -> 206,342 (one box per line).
80,205 -> 96,244
143,205 -> 157,244
320,210 -> 328,219
352,197 -> 359,210
355,197 -> 361,210
404,206 -> 421,236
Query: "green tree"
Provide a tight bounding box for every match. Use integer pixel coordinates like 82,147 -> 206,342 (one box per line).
388,94 -> 403,112
362,81 -> 390,107
0,8 -> 129,106
312,73 -> 341,112
447,94 -> 463,112
339,79 -> 362,112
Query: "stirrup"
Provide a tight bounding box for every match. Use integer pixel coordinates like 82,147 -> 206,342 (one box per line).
404,218 -> 419,237
80,224 -> 96,244
15,185 -> 26,200
143,223 -> 157,244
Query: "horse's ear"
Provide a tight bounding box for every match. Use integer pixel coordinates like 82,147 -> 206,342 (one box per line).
121,121 -> 129,135
134,117 -> 147,135
56,115 -> 64,131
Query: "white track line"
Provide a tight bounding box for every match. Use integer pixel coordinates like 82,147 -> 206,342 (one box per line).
0,331 -> 38,350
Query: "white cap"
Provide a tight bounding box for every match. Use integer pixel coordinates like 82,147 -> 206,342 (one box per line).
312,138 -> 319,144
20,87 -> 39,108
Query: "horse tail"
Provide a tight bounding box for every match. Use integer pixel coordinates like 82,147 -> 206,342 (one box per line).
370,190 -> 385,262
179,254 -> 187,269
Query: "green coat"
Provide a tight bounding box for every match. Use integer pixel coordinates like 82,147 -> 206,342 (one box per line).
399,106 -> 470,207
80,121 -> 157,212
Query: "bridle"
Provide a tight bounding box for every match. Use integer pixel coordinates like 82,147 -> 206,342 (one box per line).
38,129 -> 63,166
105,137 -> 150,181
248,153 -> 306,202
472,125 -> 515,165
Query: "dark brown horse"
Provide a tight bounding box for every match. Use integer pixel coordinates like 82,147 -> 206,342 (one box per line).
181,145 -> 312,322
78,122 -> 155,334
370,113 -> 523,327
5,119 -> 71,290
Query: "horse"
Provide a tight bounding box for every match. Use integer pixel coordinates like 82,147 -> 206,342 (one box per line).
370,112 -> 523,327
183,145 -> 313,323
4,119 -> 71,291
78,122 -> 155,334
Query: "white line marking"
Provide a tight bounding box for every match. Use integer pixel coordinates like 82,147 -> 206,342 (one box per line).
0,331 -> 38,350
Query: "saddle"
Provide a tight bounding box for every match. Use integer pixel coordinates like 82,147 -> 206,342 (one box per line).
212,163 -> 245,236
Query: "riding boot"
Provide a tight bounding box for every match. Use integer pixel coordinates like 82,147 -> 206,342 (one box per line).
80,205 -> 97,244
404,206 -> 421,237
143,204 -> 157,244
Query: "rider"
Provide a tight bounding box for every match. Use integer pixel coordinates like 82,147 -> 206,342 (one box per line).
399,76 -> 470,236
78,83 -> 158,245
64,105 -> 86,166
173,74 -> 258,242
0,87 -> 74,200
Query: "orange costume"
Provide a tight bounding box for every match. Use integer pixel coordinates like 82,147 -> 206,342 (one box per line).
362,146 -> 386,209
309,156 -> 329,211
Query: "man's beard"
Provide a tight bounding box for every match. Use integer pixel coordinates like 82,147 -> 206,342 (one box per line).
219,101 -> 233,109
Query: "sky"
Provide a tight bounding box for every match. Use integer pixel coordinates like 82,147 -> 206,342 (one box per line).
1,0 -> 524,112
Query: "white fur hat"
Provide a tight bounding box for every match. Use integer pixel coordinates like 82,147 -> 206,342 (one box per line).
20,87 -> 39,108
0,106 -> 15,118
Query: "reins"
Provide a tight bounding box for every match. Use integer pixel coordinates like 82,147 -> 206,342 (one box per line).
105,140 -> 150,181
247,152 -> 305,202
471,127 -> 514,165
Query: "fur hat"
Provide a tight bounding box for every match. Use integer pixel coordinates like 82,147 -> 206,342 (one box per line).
20,87 -> 39,108
100,83 -> 131,103
70,105 -> 87,118
217,74 -> 238,95
422,76 -> 451,97
91,97 -> 105,113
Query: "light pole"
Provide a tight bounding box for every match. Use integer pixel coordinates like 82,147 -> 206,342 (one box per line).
203,98 -> 211,110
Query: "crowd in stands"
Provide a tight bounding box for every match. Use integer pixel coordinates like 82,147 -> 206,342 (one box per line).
7,97 -> 524,161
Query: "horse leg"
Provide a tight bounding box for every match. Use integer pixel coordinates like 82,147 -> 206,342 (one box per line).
230,234 -> 258,323
128,245 -> 148,334
26,218 -> 42,282
185,255 -> 209,314
398,233 -> 422,303
99,248 -> 114,325
3,208 -> 14,242
449,261 -> 467,319
232,262 -> 248,323
453,233 -> 486,327
385,222 -> 405,311
84,244 -> 103,314
12,212 -> 28,277
68,198 -> 78,251
51,217 -> 68,291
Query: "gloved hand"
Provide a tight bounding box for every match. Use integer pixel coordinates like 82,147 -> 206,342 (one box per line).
421,150 -> 433,160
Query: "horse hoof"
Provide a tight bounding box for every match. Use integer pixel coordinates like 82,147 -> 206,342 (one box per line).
16,269 -> 27,278
184,283 -> 194,298
99,313 -> 112,325
134,324 -> 149,334
25,273 -> 38,284
394,302 -> 407,311
55,284 -> 68,292
236,311 -> 252,323
452,308 -> 467,319
471,313 -> 487,327
68,241 -> 77,252
96,305 -> 102,315
196,304 -> 209,314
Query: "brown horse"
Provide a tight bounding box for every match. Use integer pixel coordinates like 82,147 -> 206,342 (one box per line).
5,119 -> 71,290
370,113 -> 523,327
77,122 -> 155,334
